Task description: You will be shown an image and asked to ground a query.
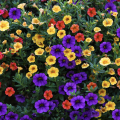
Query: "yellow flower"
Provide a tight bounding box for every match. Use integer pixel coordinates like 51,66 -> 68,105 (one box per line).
98,97 -> 105,104
98,89 -> 106,96
26,72 -> 32,79
99,57 -> 111,66
32,3 -> 38,9
109,77 -> 117,85
108,68 -> 115,75
66,52 -> 76,61
82,49 -> 91,56
28,24 -> 34,30
27,55 -> 35,63
32,36 -> 36,43
32,18 -> 40,24
81,63 -> 89,69
88,46 -> 95,51
103,18 -> 113,27
64,48 -> 72,56
22,22 -> 27,27
2,40 -> 7,45
95,109 -> 102,118
28,11 -> 32,16
16,29 -> 22,35
89,74 -> 95,80
11,49 -> 17,54
102,81 -> 110,88
100,107 -> 107,113
0,67 -> 4,75
75,59 -> 82,65
14,42 -> 23,51
34,48 -> 44,55
0,20 -> 9,31
2,48 -> 9,54
14,19 -> 19,22
112,12 -> 118,17
47,26 -> 56,35
67,0 -> 73,4
46,55 -> 56,65
17,3 -> 26,10
105,101 -> 116,111
57,30 -> 66,39
26,33 -> 31,38
18,67 -> 23,74
52,5 -> 61,13
115,58 -> 120,66
10,33 -> 15,38
47,67 -> 59,77
45,46 -> 51,53
94,27 -> 101,33
85,38 -> 92,42
29,64 -> 38,74
114,37 -> 119,42
63,15 -> 72,24
35,34 -> 45,43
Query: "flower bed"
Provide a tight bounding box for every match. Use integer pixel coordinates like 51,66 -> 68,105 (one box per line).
0,0 -> 120,119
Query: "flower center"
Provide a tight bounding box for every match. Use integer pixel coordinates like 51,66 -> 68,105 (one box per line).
67,39 -> 70,43
75,50 -> 79,53
89,97 -> 93,100
40,104 -> 44,107
75,100 -> 80,103
38,77 -> 42,80
12,11 -> 16,15
55,49 -> 60,52
68,62 -> 72,66
68,87 -> 72,90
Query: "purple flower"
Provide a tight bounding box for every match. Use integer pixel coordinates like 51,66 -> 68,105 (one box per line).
51,100 -> 59,107
0,102 -> 7,116
85,93 -> 98,106
110,0 -> 116,2
64,82 -> 77,95
69,111 -> 81,120
91,109 -> 99,118
100,42 -> 112,53
66,70 -> 75,78
50,44 -> 65,58
32,113 -> 36,118
33,73 -> 47,87
58,56 -> 68,67
5,112 -> 18,120
15,95 -> 25,103
81,106 -> 91,112
48,101 -> 56,110
116,28 -> 120,38
71,46 -> 82,57
71,96 -> 85,110
0,116 -> 5,120
81,112 -> 91,120
104,95 -> 111,100
62,35 -> 75,48
35,99 -> 49,113
79,72 -> 87,81
20,115 -> 32,120
71,73 -> 83,84
112,109 -> 120,120
78,56 -> 87,61
104,2 -> 117,13
9,7 -> 21,20
59,85 -> 66,95
65,60 -> 76,69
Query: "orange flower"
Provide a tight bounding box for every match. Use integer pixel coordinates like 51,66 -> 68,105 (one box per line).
70,24 -> 79,33
87,82 -> 97,91
10,62 -> 17,71
44,90 -> 53,100
62,100 -> 71,110
5,87 -> 15,97
75,33 -> 85,42
1,62 -> 9,71
117,80 -> 120,89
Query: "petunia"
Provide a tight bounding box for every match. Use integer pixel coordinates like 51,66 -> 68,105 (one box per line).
100,42 -> 112,53
15,95 -> 25,103
20,115 -> 32,120
5,112 -> 18,120
0,102 -> 7,116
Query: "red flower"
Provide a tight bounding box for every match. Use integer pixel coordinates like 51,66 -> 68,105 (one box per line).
10,62 -> 17,71
44,90 -> 53,100
70,24 -> 79,33
75,33 -> 85,42
2,9 -> 9,19
94,32 -> 103,42
0,52 -> 4,60
107,0 -> 110,2
0,82 -> 1,88
14,37 -> 23,44
62,100 -> 71,110
117,0 -> 120,1
56,20 -> 65,30
87,7 -> 96,17
5,87 -> 15,97
48,18 -> 56,27
87,82 -> 97,91
117,68 -> 120,76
